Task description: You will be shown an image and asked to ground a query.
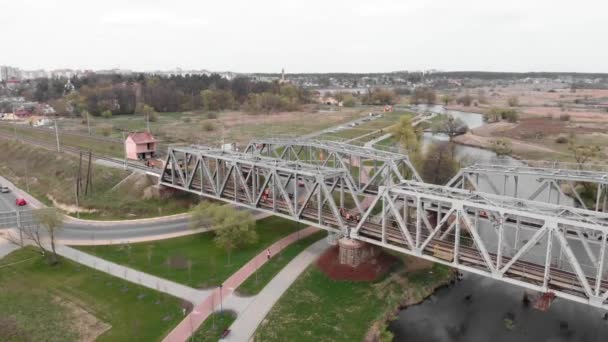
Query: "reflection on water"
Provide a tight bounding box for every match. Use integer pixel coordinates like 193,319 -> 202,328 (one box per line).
390,273 -> 608,342
389,106 -> 603,341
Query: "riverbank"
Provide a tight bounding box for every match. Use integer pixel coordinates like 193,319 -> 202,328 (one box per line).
370,263 -> 455,341
253,253 -> 455,342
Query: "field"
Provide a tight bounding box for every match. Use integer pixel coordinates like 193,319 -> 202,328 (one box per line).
191,311 -> 236,342
75,216 -> 305,288
0,247 -> 183,341
317,111 -> 412,142
443,85 -> 608,162
0,139 -> 197,219
236,230 -> 325,296
46,106 -> 370,148
254,259 -> 453,342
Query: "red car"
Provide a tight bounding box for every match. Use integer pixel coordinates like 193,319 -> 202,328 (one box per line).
15,198 -> 27,206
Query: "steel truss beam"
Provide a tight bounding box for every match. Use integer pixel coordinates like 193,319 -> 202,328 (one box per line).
159,146 -> 608,310
447,162 -> 608,212
160,146 -> 364,234
245,138 -> 421,195
352,181 -> 608,309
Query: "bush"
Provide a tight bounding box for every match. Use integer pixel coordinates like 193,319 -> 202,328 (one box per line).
555,136 -> 569,144
507,96 -> 519,107
100,125 -> 113,136
342,95 -> 356,107
490,138 -> 512,156
207,112 -> 218,119
559,114 -> 570,121
101,110 -> 112,119
182,117 -> 191,123
456,95 -> 473,106
202,122 -> 215,132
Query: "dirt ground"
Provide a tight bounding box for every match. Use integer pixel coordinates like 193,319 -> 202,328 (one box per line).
53,296 -> 111,342
316,246 -> 397,282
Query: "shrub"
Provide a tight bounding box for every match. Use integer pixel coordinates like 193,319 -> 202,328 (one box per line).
207,112 -> 218,119
490,138 -> 512,156
559,114 -> 571,121
100,125 -> 113,136
555,136 -> 569,144
182,117 -> 192,123
202,122 -> 215,132
507,96 -> 519,107
101,110 -> 112,119
456,95 -> 473,106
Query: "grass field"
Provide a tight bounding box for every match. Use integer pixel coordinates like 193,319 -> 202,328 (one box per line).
191,311 -> 236,342
0,139 -> 198,219
318,111 -> 412,141
50,107 -> 368,147
0,247 -> 183,341
75,216 -> 304,288
0,123 -> 124,158
254,259 -> 453,342
236,230 -> 325,296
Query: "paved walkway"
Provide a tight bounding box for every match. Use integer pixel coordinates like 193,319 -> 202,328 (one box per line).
162,226 -> 320,342
54,245 -> 209,304
0,235 -> 19,259
222,238 -> 330,341
364,132 -> 392,148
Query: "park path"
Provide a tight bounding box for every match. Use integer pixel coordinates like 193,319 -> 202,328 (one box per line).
162,226 -> 320,342
222,238 -> 330,341
364,132 -> 392,148
54,244 -> 210,304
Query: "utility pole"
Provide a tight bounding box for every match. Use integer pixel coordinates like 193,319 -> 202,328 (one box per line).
122,131 -> 127,170
24,161 -> 29,193
54,118 -> 60,152
86,113 -> 91,135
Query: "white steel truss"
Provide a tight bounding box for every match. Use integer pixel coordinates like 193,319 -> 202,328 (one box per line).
159,145 -> 608,310
447,162 -> 608,211
160,146 -> 365,234
352,181 -> 608,309
245,138 -> 421,195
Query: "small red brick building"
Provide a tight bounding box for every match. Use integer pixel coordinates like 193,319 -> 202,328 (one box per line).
125,132 -> 157,160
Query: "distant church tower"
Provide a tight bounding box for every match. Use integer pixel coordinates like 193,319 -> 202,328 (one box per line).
280,68 -> 285,83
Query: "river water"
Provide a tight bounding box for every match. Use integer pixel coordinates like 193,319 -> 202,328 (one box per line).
389,105 -> 608,342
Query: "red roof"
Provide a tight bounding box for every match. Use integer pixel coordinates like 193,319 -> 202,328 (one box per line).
127,132 -> 156,144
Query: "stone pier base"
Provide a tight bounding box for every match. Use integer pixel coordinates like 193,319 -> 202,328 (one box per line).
338,238 -> 377,267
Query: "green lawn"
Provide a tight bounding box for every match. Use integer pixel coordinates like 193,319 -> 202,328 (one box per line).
191,311 -> 236,342
0,139 -> 199,220
236,231 -> 325,296
75,216 -> 304,288
0,247 -> 183,341
254,259 -> 454,342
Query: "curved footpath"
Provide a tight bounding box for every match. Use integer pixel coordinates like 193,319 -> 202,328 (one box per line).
162,226 -> 321,342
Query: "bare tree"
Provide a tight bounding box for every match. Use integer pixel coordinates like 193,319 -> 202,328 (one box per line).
34,208 -> 64,264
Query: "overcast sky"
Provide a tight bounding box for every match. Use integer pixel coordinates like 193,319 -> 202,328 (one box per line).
2,0 -> 606,73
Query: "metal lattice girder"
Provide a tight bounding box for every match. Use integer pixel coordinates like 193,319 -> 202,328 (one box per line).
245,138 -> 421,195
352,180 -> 608,309
160,145 -> 364,234
447,161 -> 608,211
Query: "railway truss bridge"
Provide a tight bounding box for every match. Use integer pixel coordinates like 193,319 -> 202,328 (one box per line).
160,139 -> 608,310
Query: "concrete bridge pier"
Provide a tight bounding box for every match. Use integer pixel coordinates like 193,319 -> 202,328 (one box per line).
338,238 -> 377,267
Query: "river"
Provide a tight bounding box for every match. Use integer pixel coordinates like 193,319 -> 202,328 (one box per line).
389,105 -> 608,342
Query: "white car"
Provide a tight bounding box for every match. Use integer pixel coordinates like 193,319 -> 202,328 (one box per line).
0,186 -> 10,193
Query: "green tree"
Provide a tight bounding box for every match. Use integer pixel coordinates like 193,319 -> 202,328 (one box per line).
101,110 -> 112,118
189,203 -> 257,264
490,138 -> 512,156
391,116 -> 422,156
441,94 -> 454,106
420,143 -> 459,184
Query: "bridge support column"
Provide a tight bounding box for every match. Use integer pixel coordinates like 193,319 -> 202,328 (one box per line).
338,238 -> 377,267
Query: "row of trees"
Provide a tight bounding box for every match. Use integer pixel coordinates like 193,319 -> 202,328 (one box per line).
23,74 -> 313,117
